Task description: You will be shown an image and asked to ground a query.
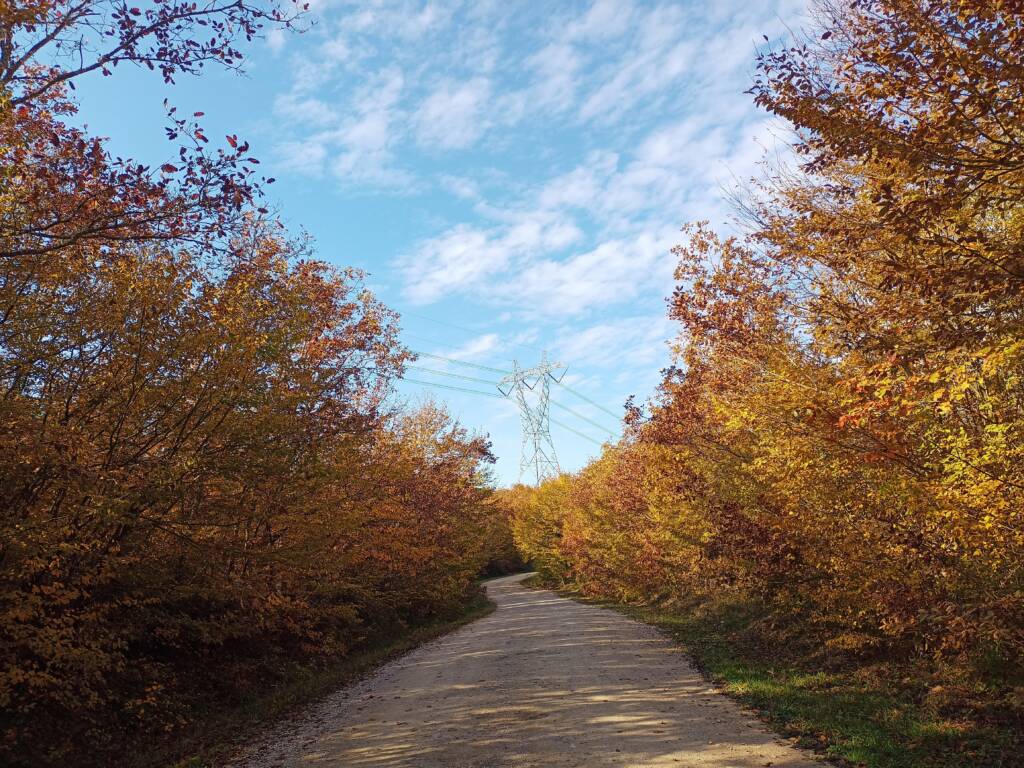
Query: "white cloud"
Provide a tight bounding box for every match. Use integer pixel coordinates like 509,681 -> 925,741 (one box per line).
330,68 -> 407,183
520,43 -> 580,112
498,229 -> 678,317
393,96 -> 780,314
538,151 -> 618,210
398,2 -> 448,38
342,1 -> 451,40
439,174 -> 481,201
275,139 -> 329,176
288,51 -> 339,94
448,333 -> 501,360
266,27 -> 287,54
399,209 -> 584,304
503,211 -> 582,252
272,66 -> 415,187
269,0 -> 794,190
274,93 -> 338,127
400,225 -> 509,304
553,314 -> 673,370
578,5 -> 695,123
415,77 -> 492,150
564,0 -> 635,42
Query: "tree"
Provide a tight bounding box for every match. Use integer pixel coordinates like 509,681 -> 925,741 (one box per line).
0,3 -> 506,764
508,0 -> 1024,689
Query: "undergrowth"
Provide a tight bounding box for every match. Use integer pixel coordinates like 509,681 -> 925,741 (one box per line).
532,579 -> 1023,768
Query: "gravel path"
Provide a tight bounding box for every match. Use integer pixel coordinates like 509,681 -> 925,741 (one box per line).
230,573 -> 819,768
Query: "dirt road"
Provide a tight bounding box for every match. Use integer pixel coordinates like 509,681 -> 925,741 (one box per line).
231,573 -> 818,767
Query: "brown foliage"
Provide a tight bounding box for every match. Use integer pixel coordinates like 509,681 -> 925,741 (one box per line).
510,0 -> 1024,717
0,3 -> 502,765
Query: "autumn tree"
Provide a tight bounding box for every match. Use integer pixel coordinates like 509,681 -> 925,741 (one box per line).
745,0 -> 1024,652
508,0 -> 1024,703
0,3 -> 504,766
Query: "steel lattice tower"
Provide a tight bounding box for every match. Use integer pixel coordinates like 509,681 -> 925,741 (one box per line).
499,352 -> 565,485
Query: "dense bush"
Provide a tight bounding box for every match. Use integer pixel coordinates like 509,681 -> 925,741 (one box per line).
508,0 -> 1024,693
0,3 -> 503,764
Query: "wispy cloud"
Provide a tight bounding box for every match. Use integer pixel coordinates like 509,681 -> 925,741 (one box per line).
399,224 -> 511,303
399,209 -> 583,304
578,5 -> 695,123
415,77 -> 492,150
448,332 -> 501,360
330,68 -> 411,185
272,65 -> 414,187
563,0 -> 635,42
498,230 -> 677,317
553,314 -> 674,370
394,101 -> 777,317
254,0 -> 809,479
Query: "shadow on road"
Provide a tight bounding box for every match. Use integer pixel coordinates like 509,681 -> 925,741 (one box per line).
236,574 -> 817,768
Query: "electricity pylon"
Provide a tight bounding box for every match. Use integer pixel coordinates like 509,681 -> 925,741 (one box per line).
498,352 -> 565,485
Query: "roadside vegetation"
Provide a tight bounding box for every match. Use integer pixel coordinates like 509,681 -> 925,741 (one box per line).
0,3 -> 517,766
150,592 -> 495,768
504,3 -> 1024,766
529,579 -> 1021,768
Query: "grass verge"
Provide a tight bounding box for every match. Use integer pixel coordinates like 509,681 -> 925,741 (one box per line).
528,578 -> 1022,768
136,592 -> 494,768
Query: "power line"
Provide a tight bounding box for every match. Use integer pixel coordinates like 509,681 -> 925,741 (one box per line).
402,380 -> 609,448
550,417 -> 606,447
411,350 -> 510,375
404,333 -> 517,369
552,380 -> 622,421
550,399 -> 618,437
406,336 -> 621,425
399,378 -> 505,399
401,351 -> 620,475
402,378 -> 608,447
405,365 -> 500,387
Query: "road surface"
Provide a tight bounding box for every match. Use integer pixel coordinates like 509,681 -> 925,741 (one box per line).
231,573 -> 818,767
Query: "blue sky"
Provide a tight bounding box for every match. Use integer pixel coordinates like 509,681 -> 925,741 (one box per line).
73,0 -> 806,485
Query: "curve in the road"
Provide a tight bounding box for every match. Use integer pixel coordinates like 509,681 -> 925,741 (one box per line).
232,573 -> 819,767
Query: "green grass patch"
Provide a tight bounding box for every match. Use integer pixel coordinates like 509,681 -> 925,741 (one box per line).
533,580 -> 1022,768
133,592 -> 495,768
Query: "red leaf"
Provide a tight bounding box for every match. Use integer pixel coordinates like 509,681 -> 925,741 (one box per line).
160,164 -> 178,173
226,135 -> 238,148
